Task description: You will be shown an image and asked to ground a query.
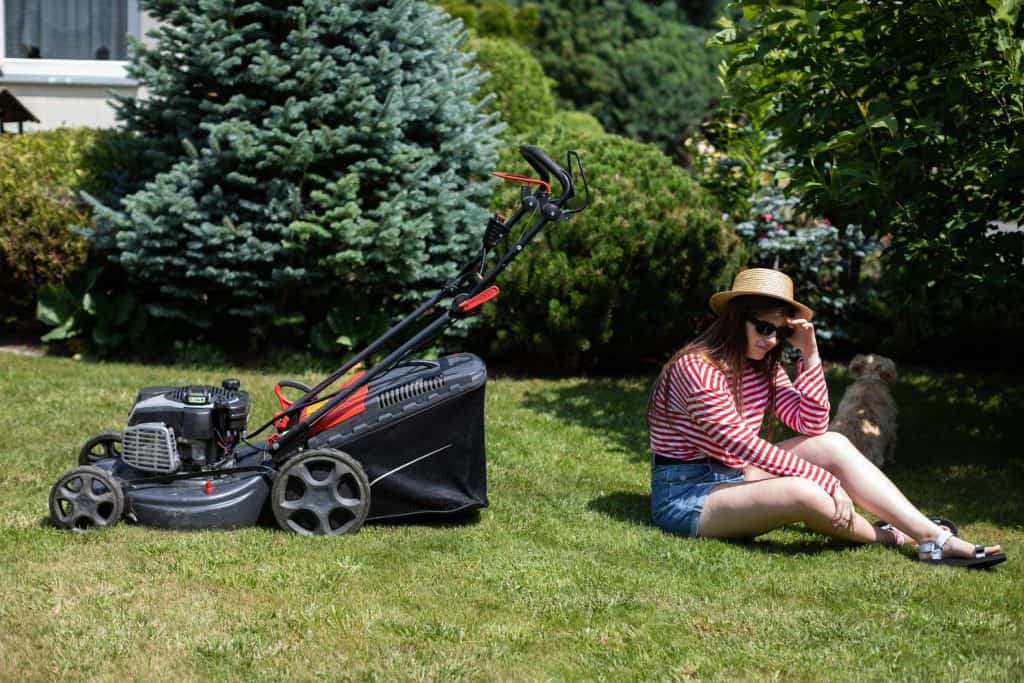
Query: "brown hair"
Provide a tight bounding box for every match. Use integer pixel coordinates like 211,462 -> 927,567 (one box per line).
647,295 -> 795,434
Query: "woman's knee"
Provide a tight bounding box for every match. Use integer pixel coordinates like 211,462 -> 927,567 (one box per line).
785,478 -> 834,516
804,432 -> 859,471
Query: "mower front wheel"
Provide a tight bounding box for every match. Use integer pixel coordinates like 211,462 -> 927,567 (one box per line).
78,430 -> 123,465
49,466 -> 125,531
271,449 -> 370,536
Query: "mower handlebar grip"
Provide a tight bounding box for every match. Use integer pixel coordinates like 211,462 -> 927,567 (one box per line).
519,144 -> 574,206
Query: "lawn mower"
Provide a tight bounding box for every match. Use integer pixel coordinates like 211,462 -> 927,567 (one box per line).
49,144 -> 588,536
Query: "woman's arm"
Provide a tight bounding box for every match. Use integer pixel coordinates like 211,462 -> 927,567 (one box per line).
773,361 -> 831,436
773,316 -> 830,435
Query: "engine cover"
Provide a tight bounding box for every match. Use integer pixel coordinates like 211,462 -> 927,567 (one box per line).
126,383 -> 250,470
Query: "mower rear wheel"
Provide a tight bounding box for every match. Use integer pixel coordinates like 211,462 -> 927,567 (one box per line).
78,430 -> 123,465
49,466 -> 125,531
271,449 -> 370,536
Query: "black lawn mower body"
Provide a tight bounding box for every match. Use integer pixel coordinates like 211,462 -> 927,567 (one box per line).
49,145 -> 587,536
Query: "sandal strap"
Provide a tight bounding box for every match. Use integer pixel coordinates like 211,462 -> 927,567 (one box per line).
882,523 -> 906,546
974,544 -> 985,559
919,529 -> 954,560
874,520 -> 908,546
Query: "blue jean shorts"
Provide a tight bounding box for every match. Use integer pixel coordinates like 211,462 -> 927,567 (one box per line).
651,457 -> 745,537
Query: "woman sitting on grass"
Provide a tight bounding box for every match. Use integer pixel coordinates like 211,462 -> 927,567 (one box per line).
647,268 -> 1005,569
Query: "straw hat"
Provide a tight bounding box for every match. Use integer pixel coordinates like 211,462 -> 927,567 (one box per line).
709,268 -> 813,320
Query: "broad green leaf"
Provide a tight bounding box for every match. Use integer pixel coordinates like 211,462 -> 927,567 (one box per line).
40,316 -> 79,342
35,285 -> 77,327
708,28 -> 737,47
868,115 -> 899,136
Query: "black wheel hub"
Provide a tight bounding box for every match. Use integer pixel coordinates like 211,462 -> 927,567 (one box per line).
271,449 -> 370,536
49,466 -> 125,531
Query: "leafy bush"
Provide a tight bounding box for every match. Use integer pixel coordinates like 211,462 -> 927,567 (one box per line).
687,105 -> 883,347
475,112 -> 742,370
674,0 -> 732,28
35,267 -> 146,352
531,1 -> 721,159
83,0 -> 501,354
603,22 -> 723,158
713,0 -> 1024,361
735,186 -> 882,343
438,0 -> 539,44
471,36 -> 556,137
0,128 -> 123,324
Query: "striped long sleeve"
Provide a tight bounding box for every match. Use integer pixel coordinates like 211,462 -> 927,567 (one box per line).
773,359 -> 831,436
649,354 -> 839,495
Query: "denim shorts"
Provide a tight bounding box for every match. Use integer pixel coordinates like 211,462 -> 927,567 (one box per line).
651,457 -> 745,537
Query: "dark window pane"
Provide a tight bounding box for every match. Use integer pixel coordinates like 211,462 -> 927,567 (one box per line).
4,1 -> 129,60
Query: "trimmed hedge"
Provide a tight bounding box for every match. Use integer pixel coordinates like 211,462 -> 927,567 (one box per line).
477,112 -> 742,370
531,1 -> 722,160
471,36 -> 556,138
0,128 -> 123,323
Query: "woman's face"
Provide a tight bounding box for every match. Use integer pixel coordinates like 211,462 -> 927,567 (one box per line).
745,309 -> 790,360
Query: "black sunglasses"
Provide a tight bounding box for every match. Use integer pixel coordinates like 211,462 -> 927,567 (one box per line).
748,317 -> 794,340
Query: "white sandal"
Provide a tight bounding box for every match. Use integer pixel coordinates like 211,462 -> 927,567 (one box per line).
918,529 -> 1006,569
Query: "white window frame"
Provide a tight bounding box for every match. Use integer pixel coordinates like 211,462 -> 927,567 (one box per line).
0,0 -> 140,86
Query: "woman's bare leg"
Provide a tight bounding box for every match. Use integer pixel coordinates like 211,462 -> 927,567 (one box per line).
779,432 -> 1001,558
697,474 -> 889,543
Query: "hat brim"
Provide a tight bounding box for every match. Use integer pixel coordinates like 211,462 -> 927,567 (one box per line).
709,290 -> 814,321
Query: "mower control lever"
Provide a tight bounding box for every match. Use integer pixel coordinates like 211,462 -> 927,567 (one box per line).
452,286 -> 500,317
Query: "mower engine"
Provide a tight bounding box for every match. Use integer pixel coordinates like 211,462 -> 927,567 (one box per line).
122,380 -> 250,473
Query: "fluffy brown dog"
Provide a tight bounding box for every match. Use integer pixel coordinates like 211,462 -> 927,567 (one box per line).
829,354 -> 899,468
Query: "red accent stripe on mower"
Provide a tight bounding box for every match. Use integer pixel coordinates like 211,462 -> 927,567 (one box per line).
458,286 -> 500,312
491,172 -> 551,194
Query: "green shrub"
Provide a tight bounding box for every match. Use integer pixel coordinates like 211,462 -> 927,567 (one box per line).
0,128 -> 122,323
531,1 -> 721,159
605,23 -> 723,159
471,37 -> 556,137
438,0 -> 539,44
476,112 -> 742,370
84,0 -> 501,354
713,0 -> 1024,363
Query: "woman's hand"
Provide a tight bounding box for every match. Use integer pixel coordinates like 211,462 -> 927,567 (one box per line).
786,317 -> 819,367
831,484 -> 854,530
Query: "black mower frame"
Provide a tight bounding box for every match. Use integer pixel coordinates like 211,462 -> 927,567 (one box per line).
52,144 -> 589,533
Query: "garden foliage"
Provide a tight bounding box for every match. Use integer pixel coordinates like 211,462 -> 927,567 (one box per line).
713,0 -> 1024,357
735,186 -> 881,343
478,112 -> 741,370
470,36 -> 556,138
689,104 -> 882,345
0,129 -> 122,324
85,0 -> 500,350
531,1 -> 723,160
438,0 -> 539,43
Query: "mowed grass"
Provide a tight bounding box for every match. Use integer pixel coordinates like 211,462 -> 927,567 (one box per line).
0,353 -> 1021,682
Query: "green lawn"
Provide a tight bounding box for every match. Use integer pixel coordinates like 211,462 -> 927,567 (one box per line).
1,353 -> 1021,681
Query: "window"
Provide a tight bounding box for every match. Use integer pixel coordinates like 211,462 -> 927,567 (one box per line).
1,0 -> 140,84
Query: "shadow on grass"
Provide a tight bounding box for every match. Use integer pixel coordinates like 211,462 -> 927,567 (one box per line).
521,379 -> 651,464
370,509 -> 483,528
886,368 -> 1024,528
535,367 -> 1023,530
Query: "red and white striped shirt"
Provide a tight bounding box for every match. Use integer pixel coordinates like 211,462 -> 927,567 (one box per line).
649,353 -> 839,495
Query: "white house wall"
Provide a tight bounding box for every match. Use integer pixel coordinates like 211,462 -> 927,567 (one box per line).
1,81 -> 139,129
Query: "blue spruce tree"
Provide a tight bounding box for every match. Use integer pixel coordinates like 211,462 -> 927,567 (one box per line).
89,0 -> 501,346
